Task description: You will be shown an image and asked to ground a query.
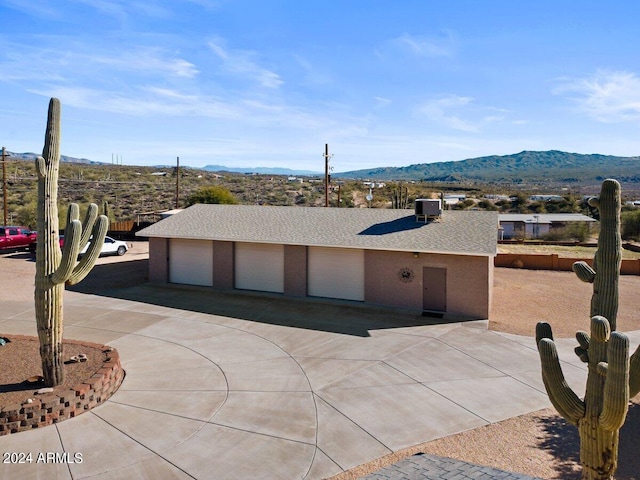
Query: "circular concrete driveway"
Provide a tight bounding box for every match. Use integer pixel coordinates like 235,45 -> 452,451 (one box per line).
1,280 -> 569,480
2,251 -> 637,479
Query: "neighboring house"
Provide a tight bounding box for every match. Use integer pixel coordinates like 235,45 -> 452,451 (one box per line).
137,205 -> 498,319
529,195 -> 564,202
498,213 -> 596,240
443,194 -> 466,206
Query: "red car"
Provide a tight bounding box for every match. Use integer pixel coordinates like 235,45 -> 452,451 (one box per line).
0,226 -> 37,252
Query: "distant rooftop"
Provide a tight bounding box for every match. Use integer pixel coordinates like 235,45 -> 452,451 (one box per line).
498,213 -> 596,224
138,205 -> 498,256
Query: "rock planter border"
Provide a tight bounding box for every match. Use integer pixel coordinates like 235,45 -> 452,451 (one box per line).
0,335 -> 124,435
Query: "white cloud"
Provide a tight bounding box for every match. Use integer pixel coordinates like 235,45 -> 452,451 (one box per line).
417,94 -> 479,132
207,39 -> 283,89
293,54 -> 332,85
30,85 -> 244,119
381,32 -> 455,59
86,49 -> 199,78
554,70 -> 640,123
415,94 -> 512,133
72,0 -> 128,21
0,41 -> 198,81
0,0 -> 61,18
394,33 -> 452,57
375,96 -> 392,108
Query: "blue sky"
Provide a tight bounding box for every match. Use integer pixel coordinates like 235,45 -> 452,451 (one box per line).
2,1 -> 640,172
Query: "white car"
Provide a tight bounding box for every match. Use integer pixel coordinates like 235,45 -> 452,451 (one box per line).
80,236 -> 128,257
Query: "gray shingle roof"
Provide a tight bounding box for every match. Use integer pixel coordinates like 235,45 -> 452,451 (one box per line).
137,205 -> 498,256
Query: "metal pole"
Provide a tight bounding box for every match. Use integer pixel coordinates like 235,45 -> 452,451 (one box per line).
2,147 -> 8,227
175,156 -> 180,209
324,144 -> 330,207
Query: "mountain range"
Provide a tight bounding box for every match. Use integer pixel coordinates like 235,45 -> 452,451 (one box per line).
334,150 -> 640,184
6,151 -> 102,164
201,164 -> 321,176
6,150 -> 640,184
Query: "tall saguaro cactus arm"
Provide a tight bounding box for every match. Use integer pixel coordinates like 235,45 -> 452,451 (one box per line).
34,97 -> 108,387
50,203 -> 107,286
599,332 -> 629,431
536,323 -> 585,425
572,179 -> 621,330
67,214 -> 108,286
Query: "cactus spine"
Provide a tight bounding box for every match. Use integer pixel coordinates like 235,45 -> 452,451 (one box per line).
35,98 -> 108,387
536,179 -> 640,480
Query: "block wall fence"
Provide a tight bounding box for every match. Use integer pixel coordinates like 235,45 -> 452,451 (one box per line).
495,253 -> 640,275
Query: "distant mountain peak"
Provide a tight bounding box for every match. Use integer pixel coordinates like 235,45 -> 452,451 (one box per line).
201,164 -> 321,176
333,150 -> 640,184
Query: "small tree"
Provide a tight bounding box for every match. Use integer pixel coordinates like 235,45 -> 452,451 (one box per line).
186,186 -> 238,206
35,98 -> 108,387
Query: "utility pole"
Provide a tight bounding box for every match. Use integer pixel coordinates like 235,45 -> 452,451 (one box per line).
323,144 -> 333,207
175,156 -> 180,209
1,147 -> 10,227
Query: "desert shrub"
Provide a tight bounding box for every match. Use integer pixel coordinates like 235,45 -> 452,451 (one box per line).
186,186 -> 238,206
15,201 -> 37,228
527,201 -> 546,213
510,192 -> 529,212
622,209 -> 640,240
477,199 -> 498,211
543,222 -> 590,242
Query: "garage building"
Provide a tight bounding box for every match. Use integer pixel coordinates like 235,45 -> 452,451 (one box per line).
137,205 -> 498,319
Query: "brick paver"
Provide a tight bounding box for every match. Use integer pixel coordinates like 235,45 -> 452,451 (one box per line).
362,453 -> 542,480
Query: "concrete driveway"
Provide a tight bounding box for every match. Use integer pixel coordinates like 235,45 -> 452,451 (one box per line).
1,247 -> 629,479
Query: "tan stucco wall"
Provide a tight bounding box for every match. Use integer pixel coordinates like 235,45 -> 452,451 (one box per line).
148,237 -> 168,283
364,250 -> 492,319
150,237 -> 492,318
284,245 -> 307,297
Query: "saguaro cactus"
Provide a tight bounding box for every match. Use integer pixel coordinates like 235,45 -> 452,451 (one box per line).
391,182 -> 409,209
536,179 -> 640,479
35,98 -> 108,387
573,179 -> 621,330
537,317 -> 629,479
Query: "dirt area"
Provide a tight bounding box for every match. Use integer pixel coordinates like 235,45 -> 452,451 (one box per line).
499,242 -> 640,259
491,267 -> 640,337
0,337 -> 106,408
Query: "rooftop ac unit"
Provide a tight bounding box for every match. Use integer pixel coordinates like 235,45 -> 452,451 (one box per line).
415,199 -> 442,223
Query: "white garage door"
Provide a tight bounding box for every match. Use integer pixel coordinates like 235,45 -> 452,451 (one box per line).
235,243 -> 284,293
308,247 -> 365,301
169,239 -> 213,286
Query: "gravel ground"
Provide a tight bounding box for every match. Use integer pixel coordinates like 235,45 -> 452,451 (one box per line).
3,247 -> 640,479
